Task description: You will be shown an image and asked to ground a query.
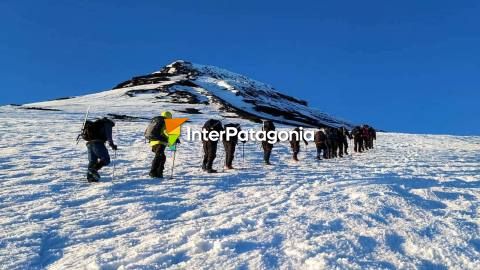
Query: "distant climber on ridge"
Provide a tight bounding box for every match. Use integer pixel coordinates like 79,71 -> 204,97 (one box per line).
222,123 -> 243,170
202,119 -> 223,173
352,126 -> 364,153
290,127 -> 308,161
261,120 -> 276,165
314,128 -> 328,160
337,127 -> 352,157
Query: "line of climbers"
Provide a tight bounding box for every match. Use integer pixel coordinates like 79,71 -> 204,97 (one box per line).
313,125 -> 376,160
80,111 -> 376,182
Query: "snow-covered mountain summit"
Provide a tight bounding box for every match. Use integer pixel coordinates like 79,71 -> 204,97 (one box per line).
27,60 -> 352,128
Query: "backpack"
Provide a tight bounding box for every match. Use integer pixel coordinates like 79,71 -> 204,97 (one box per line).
223,123 -> 240,131
82,119 -> 107,141
362,127 -> 370,138
326,128 -> 337,140
352,126 -> 361,137
203,119 -> 223,132
314,130 -> 326,143
145,116 -> 167,141
369,127 -> 376,139
223,123 -> 241,142
263,120 -> 275,132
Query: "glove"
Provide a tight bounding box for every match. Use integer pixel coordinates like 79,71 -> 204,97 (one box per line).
110,143 -> 118,151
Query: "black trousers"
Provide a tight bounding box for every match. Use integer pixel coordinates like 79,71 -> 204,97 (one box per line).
202,141 -> 218,170
223,142 -> 236,168
366,138 -> 374,149
316,143 -> 327,159
151,144 -> 167,176
328,140 -> 338,158
354,137 -> 364,152
290,141 -> 300,159
338,139 -> 348,157
262,141 -> 273,163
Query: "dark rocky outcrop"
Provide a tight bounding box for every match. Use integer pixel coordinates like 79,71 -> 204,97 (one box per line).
106,113 -> 150,121
113,60 -> 353,128
20,106 -> 62,112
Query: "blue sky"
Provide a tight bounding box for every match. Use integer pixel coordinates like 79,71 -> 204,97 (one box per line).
1,0 -> 479,135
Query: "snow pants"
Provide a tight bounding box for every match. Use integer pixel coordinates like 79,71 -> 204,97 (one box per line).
290,141 -> 300,160
87,141 -> 110,171
203,141 -> 218,170
262,141 -> 273,164
223,142 -> 236,168
316,143 -> 328,159
151,144 -> 167,176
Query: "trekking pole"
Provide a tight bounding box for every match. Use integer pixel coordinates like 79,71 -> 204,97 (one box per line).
170,149 -> 177,179
223,151 -> 226,173
221,144 -> 226,173
307,143 -> 310,159
111,150 -> 117,182
242,143 -> 245,166
112,125 -> 119,182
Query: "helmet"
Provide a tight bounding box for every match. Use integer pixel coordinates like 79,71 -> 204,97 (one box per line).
161,111 -> 173,119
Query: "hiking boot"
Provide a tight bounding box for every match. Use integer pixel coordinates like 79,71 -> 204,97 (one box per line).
87,171 -> 99,183
93,161 -> 106,171
149,172 -> 163,179
87,169 -> 100,181
207,169 -> 217,173
87,177 -> 99,183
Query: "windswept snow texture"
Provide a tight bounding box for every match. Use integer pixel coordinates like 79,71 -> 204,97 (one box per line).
1,104 -> 479,270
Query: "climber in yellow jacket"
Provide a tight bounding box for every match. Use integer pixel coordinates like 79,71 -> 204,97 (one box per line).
145,111 -> 172,178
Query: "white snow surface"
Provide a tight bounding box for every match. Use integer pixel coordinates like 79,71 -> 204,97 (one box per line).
1,93 -> 480,269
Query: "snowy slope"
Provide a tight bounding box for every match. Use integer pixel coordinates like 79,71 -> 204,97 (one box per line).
24,60 -> 352,128
1,103 -> 480,269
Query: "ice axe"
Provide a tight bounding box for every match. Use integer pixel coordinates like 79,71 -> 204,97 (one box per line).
76,106 -> 91,145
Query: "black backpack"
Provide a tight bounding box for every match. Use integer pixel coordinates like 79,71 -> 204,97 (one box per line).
222,123 -> 241,142
315,130 -> 326,143
263,120 -> 275,132
145,116 -> 167,141
352,126 -> 361,137
203,119 -> 223,132
82,119 -> 107,141
223,123 -> 240,132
